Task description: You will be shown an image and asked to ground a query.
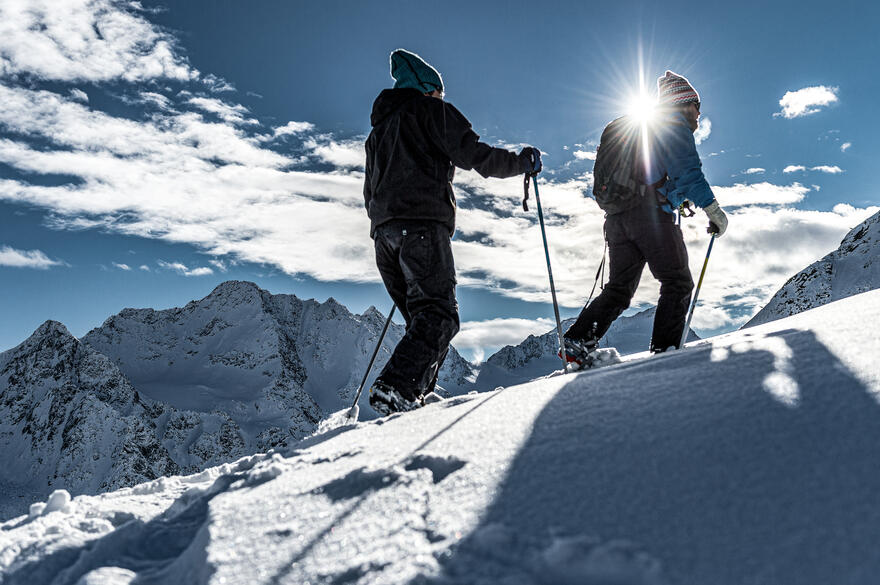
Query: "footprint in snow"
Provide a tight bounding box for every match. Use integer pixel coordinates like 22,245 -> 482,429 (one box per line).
405,454 -> 467,484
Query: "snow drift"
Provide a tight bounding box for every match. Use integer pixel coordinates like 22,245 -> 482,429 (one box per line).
3,289 -> 879,585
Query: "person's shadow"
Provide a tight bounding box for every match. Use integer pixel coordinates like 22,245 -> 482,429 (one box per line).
417,329 -> 880,585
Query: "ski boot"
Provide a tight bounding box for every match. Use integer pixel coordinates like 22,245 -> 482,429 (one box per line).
369,380 -> 423,416
559,337 -> 600,370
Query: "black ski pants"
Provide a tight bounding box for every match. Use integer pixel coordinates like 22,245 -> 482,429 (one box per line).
565,203 -> 694,352
373,219 -> 459,400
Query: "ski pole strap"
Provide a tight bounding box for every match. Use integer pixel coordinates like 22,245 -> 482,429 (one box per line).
522,173 -> 531,211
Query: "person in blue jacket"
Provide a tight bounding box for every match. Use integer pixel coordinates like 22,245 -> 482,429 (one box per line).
562,71 -> 728,363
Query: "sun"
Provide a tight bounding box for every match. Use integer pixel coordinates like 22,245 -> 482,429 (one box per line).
626,93 -> 658,124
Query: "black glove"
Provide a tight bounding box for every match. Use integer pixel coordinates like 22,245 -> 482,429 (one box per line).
520,147 -> 542,176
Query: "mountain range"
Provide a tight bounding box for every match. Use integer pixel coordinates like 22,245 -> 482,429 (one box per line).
2,204 -> 878,519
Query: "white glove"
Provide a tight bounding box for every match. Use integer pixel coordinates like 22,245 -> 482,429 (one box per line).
703,200 -> 728,237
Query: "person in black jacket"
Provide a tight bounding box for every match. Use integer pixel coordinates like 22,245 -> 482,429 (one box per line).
365,48 -> 541,415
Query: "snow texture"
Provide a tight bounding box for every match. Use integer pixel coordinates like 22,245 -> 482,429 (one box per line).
3,289 -> 880,584
745,208 -> 880,327
477,307 -> 698,389
0,281 -> 476,517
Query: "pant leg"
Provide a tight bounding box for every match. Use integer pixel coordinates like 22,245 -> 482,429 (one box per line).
374,227 -> 411,327
629,211 -> 694,351
375,221 -> 459,399
565,215 -> 646,342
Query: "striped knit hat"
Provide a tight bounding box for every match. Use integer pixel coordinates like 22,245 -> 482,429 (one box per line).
657,70 -> 700,106
390,49 -> 444,94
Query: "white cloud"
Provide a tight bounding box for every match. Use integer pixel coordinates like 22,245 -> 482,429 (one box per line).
810,165 -> 843,174
139,265 -> 150,271
572,150 -> 596,161
456,317 -> 556,351
840,142 -> 851,152
783,164 -> 843,175
273,121 -> 316,138
112,262 -> 131,270
188,97 -> 257,126
69,88 -> 88,103
694,116 -> 712,145
712,182 -> 809,207
744,168 -> 765,175
775,86 -> 839,119
157,260 -> 213,277
0,245 -> 63,269
305,137 -> 365,168
0,0 -> 195,82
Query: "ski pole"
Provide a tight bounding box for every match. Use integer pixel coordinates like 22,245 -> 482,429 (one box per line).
525,174 -> 569,372
679,234 -> 716,349
346,305 -> 396,419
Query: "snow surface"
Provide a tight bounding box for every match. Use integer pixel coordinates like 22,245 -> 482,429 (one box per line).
477,307 -> 698,389
3,289 -> 880,584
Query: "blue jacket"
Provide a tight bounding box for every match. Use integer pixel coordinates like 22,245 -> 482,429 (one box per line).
644,110 -> 715,213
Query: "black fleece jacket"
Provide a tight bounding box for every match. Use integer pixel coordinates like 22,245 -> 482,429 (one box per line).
364,88 -> 531,237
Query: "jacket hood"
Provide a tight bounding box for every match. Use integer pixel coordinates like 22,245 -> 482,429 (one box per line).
370,88 -> 424,127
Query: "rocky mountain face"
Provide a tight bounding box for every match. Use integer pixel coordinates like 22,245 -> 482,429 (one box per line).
745,209 -> 880,328
0,322 -> 179,516
477,307 -> 700,388
0,281 -> 476,517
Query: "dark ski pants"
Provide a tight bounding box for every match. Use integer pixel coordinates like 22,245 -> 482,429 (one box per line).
373,220 -> 460,400
565,203 -> 694,352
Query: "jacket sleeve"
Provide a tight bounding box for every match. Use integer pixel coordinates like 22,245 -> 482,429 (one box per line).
657,116 -> 715,209
425,101 -> 529,179
363,137 -> 373,214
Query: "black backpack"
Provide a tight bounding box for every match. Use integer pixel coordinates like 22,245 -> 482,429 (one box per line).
592,116 -> 649,215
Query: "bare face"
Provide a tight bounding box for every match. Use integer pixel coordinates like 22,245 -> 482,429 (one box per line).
684,101 -> 701,133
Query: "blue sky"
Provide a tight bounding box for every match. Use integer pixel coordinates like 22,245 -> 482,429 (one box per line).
1,0 -> 877,361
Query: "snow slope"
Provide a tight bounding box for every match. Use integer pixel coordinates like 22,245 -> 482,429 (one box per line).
4,289 -> 879,584
476,307 -> 699,389
745,208 -> 880,327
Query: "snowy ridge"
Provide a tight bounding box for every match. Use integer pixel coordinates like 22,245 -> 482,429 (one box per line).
745,208 -> 880,327
0,281 -> 475,517
3,290 -> 880,584
476,307 -> 698,388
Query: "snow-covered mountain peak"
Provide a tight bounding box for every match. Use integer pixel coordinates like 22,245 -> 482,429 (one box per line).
745,208 -> 880,327
202,279 -> 271,309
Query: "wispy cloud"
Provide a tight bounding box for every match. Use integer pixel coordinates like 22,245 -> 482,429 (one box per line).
840,142 -> 852,152
744,168 -> 765,175
783,164 -> 843,174
572,150 -> 596,161
0,245 -> 63,269
273,121 -> 316,138
810,165 -> 843,174
713,182 -> 809,207
112,262 -> 131,271
157,261 -> 213,277
775,86 -> 839,119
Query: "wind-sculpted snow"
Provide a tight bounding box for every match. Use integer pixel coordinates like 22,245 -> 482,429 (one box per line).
746,208 -> 880,327
4,290 -> 880,584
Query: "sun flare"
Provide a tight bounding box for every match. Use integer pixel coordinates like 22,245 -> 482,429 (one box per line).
626,94 -> 658,124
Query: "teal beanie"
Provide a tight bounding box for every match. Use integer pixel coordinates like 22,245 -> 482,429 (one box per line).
390,49 -> 444,94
